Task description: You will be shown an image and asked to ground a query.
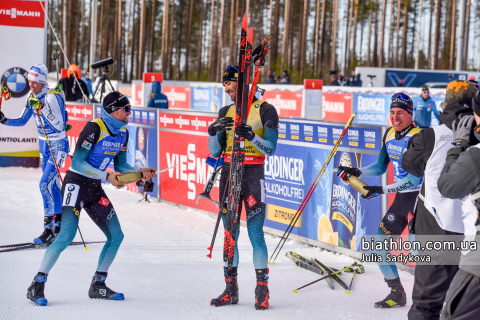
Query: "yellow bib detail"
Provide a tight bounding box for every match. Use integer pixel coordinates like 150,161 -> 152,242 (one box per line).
225,100 -> 266,164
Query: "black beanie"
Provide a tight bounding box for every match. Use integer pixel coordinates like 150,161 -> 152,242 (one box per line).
103,91 -> 130,114
222,66 -> 238,84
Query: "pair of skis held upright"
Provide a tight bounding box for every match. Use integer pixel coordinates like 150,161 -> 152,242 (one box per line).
205,13 -> 274,267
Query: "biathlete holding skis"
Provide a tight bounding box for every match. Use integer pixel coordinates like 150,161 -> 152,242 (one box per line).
208,65 -> 279,309
26,92 -> 156,306
0,64 -> 69,245
337,93 -> 423,308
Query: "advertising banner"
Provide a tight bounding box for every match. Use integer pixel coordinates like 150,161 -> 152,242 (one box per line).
117,83 -> 132,98
385,69 -> 468,87
62,103 -> 94,173
158,110 -> 221,213
163,85 -> 191,109
132,80 -> 142,106
190,87 -> 223,112
265,119 -> 383,251
263,90 -> 303,118
322,93 -> 353,122
352,93 -> 391,126
0,0 -> 47,167
303,79 -> 323,121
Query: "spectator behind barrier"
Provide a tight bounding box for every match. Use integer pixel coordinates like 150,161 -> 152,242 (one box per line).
279,70 -> 291,84
81,71 -> 94,97
147,81 -> 169,109
266,71 -> 276,84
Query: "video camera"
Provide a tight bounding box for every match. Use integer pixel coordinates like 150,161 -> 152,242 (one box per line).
90,57 -> 114,70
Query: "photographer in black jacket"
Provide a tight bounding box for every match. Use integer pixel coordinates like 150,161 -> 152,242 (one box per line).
402,80 -> 476,320
437,86 -> 480,320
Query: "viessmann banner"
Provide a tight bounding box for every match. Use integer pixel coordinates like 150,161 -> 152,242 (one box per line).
0,0 -> 47,167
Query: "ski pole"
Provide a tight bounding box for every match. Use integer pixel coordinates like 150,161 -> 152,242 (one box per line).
293,262 -> 357,293
269,113 -> 356,264
345,268 -> 357,295
34,105 -> 89,251
206,151 -> 226,258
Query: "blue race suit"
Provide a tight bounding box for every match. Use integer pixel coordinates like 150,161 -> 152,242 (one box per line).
3,85 -> 69,218
413,96 -> 438,128
38,113 -> 136,275
360,124 -> 423,280
147,81 -> 169,109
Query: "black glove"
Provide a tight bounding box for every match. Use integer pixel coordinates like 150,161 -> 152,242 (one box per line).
362,185 -> 384,200
235,124 -> 256,141
452,115 -> 475,148
208,117 -> 234,136
0,111 -> 7,124
337,166 -> 361,182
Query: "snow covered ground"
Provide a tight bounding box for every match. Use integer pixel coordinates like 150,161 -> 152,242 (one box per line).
0,167 -> 414,319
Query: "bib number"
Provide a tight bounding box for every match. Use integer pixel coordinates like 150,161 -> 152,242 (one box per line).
63,183 -> 80,207
99,157 -> 111,170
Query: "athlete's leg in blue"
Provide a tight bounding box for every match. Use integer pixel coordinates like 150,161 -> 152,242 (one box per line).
375,225 -> 399,280
95,214 -> 124,272
83,202 -> 124,272
38,139 -> 67,217
38,207 -> 79,274
247,210 -> 268,269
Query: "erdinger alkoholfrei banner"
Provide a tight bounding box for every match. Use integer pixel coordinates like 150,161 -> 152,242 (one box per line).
0,0 -> 47,167
264,118 -> 385,252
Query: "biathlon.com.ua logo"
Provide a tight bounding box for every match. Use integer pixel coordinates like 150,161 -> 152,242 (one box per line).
0,8 -> 41,18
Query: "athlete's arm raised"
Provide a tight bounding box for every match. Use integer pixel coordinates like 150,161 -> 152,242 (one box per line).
0,100 -> 33,126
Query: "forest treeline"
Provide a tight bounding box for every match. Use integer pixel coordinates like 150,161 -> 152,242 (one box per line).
46,0 -> 478,84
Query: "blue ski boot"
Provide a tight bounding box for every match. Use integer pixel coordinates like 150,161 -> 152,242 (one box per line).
33,216 -> 54,245
27,273 -> 48,306
88,272 -> 124,300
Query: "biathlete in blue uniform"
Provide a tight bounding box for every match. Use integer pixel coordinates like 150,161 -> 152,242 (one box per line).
0,64 -> 69,244
337,93 -> 423,308
26,92 -> 156,306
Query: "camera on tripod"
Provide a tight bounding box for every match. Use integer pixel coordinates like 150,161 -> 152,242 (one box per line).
136,178 -> 154,203
90,57 -> 115,102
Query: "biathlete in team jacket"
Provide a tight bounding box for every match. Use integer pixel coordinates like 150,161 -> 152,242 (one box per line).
208,65 -> 279,310
0,64 -> 69,245
26,92 -> 156,306
337,93 -> 423,308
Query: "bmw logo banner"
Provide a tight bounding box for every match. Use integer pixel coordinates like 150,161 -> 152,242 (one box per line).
0,0 -> 47,167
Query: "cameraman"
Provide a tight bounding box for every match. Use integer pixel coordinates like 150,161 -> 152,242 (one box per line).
437,88 -> 480,319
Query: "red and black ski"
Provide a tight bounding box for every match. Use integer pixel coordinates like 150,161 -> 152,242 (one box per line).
223,14 -> 254,267
247,35 -> 274,107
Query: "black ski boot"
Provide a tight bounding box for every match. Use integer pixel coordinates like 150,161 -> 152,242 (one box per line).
210,267 -> 239,307
53,214 -> 62,236
255,268 -> 269,310
27,272 -> 48,306
88,272 -> 124,300
33,216 -> 54,245
374,277 -> 406,308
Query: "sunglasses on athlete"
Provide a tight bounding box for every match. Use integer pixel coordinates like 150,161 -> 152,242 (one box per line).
30,66 -> 47,77
226,65 -> 238,71
391,93 -> 413,104
112,105 -> 131,113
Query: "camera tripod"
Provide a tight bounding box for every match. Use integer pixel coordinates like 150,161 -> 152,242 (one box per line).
93,65 -> 115,102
